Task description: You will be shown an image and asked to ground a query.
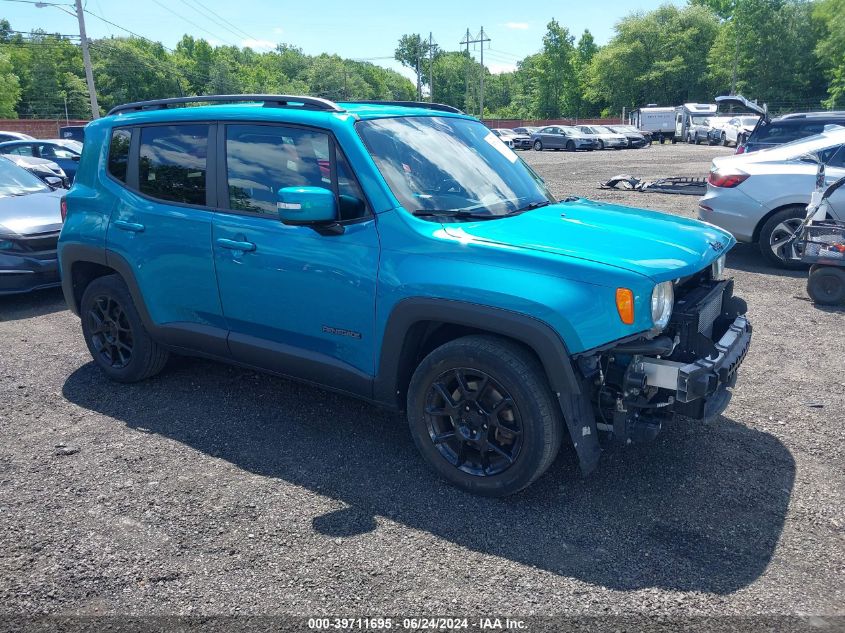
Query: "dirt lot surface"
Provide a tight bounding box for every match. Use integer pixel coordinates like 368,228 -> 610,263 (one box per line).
1,143 -> 843,619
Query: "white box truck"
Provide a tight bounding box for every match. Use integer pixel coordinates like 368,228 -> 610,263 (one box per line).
630,103 -> 718,143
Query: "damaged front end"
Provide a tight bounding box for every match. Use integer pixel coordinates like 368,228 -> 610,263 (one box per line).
576,270 -> 752,447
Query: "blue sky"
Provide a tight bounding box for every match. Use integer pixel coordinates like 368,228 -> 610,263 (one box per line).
2,0 -> 678,79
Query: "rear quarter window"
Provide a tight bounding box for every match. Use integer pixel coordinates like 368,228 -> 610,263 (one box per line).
108,128 -> 131,183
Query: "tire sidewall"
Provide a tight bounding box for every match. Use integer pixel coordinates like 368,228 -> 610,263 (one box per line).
807,267 -> 845,305
533,140 -> 542,151
407,339 -> 559,496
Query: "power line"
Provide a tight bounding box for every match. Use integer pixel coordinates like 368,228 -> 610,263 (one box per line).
461,27 -> 490,117
177,0 -> 258,43
82,7 -> 175,52
149,0 -> 238,47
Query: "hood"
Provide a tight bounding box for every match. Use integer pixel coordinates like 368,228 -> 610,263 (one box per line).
0,189 -> 65,235
442,199 -> 733,282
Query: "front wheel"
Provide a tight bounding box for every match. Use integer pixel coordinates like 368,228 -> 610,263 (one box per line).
533,140 -> 543,151
565,140 -> 575,152
597,140 -> 604,150
407,335 -> 564,497
807,266 -> 845,305
758,207 -> 808,269
80,274 -> 170,383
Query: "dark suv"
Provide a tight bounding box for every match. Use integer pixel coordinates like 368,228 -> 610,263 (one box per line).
58,95 -> 751,496
742,111 -> 845,154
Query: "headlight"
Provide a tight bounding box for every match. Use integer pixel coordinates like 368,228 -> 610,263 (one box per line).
711,255 -> 726,280
651,281 -> 674,330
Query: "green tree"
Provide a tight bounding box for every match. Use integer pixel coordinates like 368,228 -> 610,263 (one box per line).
0,49 -> 21,117
535,20 -> 577,118
814,0 -> 845,107
395,33 -> 427,97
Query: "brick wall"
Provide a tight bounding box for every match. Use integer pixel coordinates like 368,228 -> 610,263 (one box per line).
482,118 -> 623,129
0,119 -> 90,139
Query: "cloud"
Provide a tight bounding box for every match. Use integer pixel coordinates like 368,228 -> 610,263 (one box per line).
504,22 -> 529,30
487,62 -> 517,74
241,38 -> 276,50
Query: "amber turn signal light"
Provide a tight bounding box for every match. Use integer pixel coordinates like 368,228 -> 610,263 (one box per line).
616,288 -> 635,324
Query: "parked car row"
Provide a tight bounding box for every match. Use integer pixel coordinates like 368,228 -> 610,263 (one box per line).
493,124 -> 651,152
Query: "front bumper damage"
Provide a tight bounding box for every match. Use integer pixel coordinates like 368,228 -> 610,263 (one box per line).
569,278 -> 752,472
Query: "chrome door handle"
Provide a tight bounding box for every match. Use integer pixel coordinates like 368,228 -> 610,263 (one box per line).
216,238 -> 256,252
113,220 -> 145,232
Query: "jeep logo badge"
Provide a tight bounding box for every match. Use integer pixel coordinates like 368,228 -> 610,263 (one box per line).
709,241 -> 725,251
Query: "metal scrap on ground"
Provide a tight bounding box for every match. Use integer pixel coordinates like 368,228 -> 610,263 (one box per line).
599,174 -> 708,196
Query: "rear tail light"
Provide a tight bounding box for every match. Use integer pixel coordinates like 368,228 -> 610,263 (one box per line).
60,197 -> 68,222
735,145 -> 745,155
708,170 -> 749,188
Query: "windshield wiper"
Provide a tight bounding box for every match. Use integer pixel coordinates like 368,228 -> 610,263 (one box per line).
508,200 -> 552,215
412,209 -> 497,221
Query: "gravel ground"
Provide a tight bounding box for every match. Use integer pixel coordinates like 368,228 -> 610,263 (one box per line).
1,143 -> 843,620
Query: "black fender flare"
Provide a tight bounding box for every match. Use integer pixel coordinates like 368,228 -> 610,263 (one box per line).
375,298 -> 601,474
59,243 -> 108,315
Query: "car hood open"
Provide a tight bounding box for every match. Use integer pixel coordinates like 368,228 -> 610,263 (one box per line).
442,199 -> 733,281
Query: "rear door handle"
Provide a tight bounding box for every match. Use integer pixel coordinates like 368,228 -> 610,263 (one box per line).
216,238 -> 256,252
113,220 -> 145,233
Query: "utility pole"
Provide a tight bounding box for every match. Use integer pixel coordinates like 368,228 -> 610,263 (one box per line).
428,32 -> 434,102
75,0 -> 99,119
462,28 -> 471,111
460,27 -> 490,118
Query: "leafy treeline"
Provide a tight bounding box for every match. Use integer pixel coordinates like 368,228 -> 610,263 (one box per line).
0,20 -> 415,119
398,0 -> 844,118
0,0 -> 842,121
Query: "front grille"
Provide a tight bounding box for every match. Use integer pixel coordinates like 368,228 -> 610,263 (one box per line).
7,231 -> 60,255
698,291 -> 723,338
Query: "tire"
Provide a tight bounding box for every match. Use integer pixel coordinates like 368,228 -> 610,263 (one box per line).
533,140 -> 543,151
597,140 -> 604,150
807,267 -> 845,305
757,206 -> 808,269
686,134 -> 693,144
565,140 -> 575,152
694,133 -> 701,145
721,132 -> 728,147
80,274 -> 170,383
407,335 -> 564,497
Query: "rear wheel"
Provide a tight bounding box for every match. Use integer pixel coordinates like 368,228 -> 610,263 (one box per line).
758,206 -> 808,269
721,132 -> 728,146
807,267 -> 845,305
407,335 -> 564,497
80,274 -> 169,383
533,140 -> 543,151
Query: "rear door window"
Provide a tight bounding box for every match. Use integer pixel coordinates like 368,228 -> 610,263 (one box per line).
139,124 -> 209,206
754,122 -> 826,144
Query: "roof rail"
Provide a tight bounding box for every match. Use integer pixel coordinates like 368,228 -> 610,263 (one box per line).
344,100 -> 463,114
779,111 -> 845,120
107,94 -> 344,116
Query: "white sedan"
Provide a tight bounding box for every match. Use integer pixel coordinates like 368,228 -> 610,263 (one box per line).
698,127 -> 845,268
717,115 -> 760,147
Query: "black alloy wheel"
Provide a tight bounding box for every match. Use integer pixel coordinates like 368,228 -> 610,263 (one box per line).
424,368 -> 523,477
87,295 -> 134,369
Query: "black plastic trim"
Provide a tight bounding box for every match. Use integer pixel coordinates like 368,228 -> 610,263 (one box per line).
375,298 -> 581,405
59,243 -> 108,315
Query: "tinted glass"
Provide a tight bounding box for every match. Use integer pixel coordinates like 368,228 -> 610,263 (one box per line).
226,124 -> 331,216
139,124 -> 208,205
40,143 -> 79,159
357,116 -> 555,217
8,145 -> 34,156
108,128 -> 131,183
753,122 -> 827,144
336,150 -> 368,221
821,145 -> 845,168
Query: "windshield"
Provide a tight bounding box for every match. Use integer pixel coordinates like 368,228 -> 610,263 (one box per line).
740,117 -> 759,127
0,157 -> 51,197
357,116 -> 555,217
592,126 -> 614,134
690,115 -> 710,125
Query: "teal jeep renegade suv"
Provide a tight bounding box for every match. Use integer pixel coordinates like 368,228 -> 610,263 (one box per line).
58,95 -> 752,496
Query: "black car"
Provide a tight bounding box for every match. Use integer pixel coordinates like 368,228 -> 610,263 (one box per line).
742,111 -> 845,154
0,158 -> 65,295
607,125 -> 650,148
